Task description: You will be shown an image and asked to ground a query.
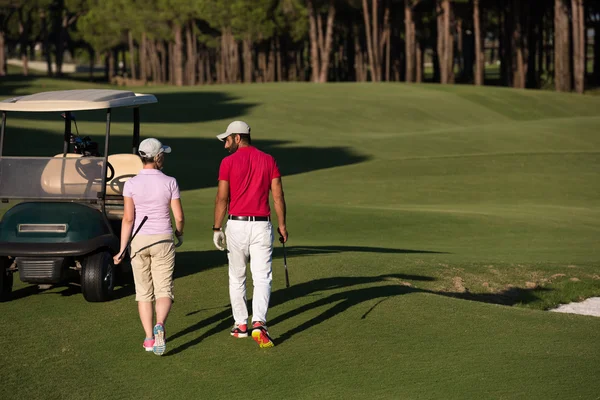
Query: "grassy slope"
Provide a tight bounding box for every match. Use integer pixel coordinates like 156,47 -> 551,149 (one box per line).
1,77 -> 600,399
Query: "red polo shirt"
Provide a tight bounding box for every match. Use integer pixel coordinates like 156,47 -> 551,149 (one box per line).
218,146 -> 281,217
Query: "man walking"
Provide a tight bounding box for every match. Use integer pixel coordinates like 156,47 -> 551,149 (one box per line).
213,121 -> 288,349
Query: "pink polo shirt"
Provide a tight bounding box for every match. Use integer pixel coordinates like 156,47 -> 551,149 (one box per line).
123,169 -> 180,235
218,146 -> 281,217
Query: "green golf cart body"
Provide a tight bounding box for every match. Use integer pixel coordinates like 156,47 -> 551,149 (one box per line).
0,89 -> 157,302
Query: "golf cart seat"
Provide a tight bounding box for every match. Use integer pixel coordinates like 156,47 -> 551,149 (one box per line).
41,153 -> 142,219
105,153 -> 142,196
104,153 -> 142,220
41,153 -> 103,196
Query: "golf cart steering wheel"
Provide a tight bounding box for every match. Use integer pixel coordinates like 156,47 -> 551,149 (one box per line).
105,161 -> 115,181
74,159 -> 115,182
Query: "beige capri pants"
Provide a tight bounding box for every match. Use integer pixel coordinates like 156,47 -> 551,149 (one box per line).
130,233 -> 175,302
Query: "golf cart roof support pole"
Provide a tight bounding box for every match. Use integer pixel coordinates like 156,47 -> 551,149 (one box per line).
63,111 -> 71,155
101,108 -> 111,195
100,108 -> 113,235
132,107 -> 140,154
0,111 -> 6,157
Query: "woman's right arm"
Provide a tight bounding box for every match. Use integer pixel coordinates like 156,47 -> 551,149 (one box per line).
114,196 -> 135,264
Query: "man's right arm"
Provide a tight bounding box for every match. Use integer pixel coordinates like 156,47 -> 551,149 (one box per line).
271,177 -> 287,243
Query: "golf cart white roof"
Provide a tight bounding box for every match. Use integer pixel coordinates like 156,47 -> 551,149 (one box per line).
0,89 -> 157,112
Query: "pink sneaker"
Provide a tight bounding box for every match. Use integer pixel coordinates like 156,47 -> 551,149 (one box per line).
143,338 -> 155,352
230,323 -> 248,338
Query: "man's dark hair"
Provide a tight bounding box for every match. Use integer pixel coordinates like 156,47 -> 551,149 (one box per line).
237,134 -> 251,145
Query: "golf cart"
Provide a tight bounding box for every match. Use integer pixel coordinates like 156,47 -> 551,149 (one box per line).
0,89 -> 157,302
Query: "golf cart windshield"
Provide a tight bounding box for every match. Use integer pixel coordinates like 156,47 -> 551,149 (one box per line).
0,89 -> 157,204
0,156 -> 107,201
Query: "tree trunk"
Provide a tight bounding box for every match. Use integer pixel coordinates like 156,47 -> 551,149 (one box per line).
158,41 -> 167,84
168,41 -> 174,84
108,51 -> 115,80
526,1 -> 540,88
267,41 -> 276,82
571,0 -> 585,93
456,18 -> 463,77
88,47 -> 94,81
121,48 -> 127,76
386,24 -> 391,82
373,0 -> 379,77
232,34 -> 240,82
554,0 -> 571,91
437,0 -> 445,83
276,37 -> 282,81
512,0 -> 526,89
318,0 -> 336,83
545,8 -> 553,76
474,0 -> 484,85
595,23 -> 600,84
216,45 -> 223,84
537,9 -> 544,85
198,50 -> 205,85
307,0 -> 320,82
405,0 -> 415,82
150,40 -> 159,83
437,0 -> 453,84
147,40 -> 154,82
416,44 -> 423,82
18,14 -> 29,76
55,13 -> 69,76
140,32 -> 147,82
362,0 -> 378,81
243,36 -> 253,83
40,10 -> 52,77
173,24 -> 183,86
0,32 -> 5,76
354,23 -> 367,82
499,1 -> 512,86
127,31 -> 136,80
186,22 -> 195,85
205,49 -> 214,84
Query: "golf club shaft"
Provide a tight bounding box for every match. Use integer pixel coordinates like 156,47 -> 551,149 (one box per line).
118,215 -> 148,260
283,241 -> 289,288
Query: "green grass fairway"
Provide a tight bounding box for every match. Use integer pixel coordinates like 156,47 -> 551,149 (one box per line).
1,76 -> 600,399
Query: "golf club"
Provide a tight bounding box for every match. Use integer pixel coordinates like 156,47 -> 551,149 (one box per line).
117,215 -> 148,261
278,229 -> 290,288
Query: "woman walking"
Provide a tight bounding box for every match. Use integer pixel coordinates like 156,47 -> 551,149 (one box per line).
114,138 -> 184,356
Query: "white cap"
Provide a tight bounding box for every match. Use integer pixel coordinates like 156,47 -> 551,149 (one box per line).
217,120 -> 251,141
138,138 -> 171,158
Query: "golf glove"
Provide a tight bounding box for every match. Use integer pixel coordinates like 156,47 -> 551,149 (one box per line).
213,231 -> 226,251
174,234 -> 184,248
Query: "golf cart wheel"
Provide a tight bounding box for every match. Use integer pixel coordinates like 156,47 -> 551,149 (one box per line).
0,257 -> 13,301
81,251 -> 114,302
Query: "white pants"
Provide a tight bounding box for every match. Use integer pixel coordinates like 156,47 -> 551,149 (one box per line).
225,220 -> 273,325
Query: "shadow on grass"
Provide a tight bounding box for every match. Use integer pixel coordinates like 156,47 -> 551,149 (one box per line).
0,74 -> 47,97
168,269 -> 550,353
4,248 -> 229,302
274,245 -> 448,258
269,277 -> 550,346
0,126 -> 370,191
164,245 -> 445,356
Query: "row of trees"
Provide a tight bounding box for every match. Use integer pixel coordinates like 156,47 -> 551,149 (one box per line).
1,0 -> 599,93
